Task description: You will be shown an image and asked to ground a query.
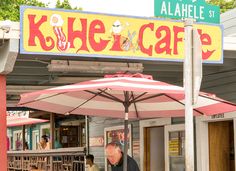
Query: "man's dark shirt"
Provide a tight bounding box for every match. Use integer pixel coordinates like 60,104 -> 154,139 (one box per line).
109,154 -> 140,171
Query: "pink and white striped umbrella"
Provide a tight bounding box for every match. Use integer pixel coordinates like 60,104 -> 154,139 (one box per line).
7,115 -> 48,127
18,73 -> 236,171
18,73 -> 236,118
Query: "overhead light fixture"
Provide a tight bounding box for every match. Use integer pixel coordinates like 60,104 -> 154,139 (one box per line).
47,60 -> 143,73
7,85 -> 55,95
49,76 -> 101,84
0,20 -> 11,33
0,20 -> 12,46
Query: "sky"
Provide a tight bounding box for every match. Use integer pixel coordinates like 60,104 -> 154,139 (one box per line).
39,0 -> 154,17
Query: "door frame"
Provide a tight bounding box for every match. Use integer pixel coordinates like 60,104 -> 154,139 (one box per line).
140,118 -> 171,171
32,130 -> 39,150
196,111 -> 236,171
13,130 -> 22,150
164,124 -> 185,171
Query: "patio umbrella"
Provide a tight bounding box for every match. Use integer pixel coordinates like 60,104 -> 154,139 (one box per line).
7,115 -> 48,127
18,73 -> 236,171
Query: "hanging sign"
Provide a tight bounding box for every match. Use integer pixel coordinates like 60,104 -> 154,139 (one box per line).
20,6 -> 223,63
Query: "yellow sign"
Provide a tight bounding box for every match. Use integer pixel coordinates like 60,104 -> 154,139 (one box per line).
169,139 -> 180,156
20,6 -> 223,63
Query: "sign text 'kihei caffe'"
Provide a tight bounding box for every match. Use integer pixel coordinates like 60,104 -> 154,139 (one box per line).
20,6 -> 223,63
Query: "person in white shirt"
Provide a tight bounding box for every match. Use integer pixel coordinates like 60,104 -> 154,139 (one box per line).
37,135 -> 50,150
86,154 -> 100,171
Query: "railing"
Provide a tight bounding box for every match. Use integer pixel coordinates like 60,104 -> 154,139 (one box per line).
7,147 -> 85,171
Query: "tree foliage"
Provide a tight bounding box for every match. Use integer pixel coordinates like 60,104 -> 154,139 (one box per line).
0,0 -> 47,21
55,0 -> 82,10
208,0 -> 236,13
0,0 -> 81,21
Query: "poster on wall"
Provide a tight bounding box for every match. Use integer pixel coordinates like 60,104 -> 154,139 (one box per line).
89,136 -> 104,147
104,125 -> 132,171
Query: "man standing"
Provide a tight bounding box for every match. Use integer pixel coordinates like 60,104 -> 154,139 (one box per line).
86,154 -> 100,171
105,142 -> 139,171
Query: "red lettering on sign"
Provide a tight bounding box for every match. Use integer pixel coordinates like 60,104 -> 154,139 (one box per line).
89,19 -> 109,51
155,26 -> 172,55
198,29 -> 215,60
110,34 -> 123,51
173,26 -> 184,55
25,12 -> 218,61
67,18 -> 89,52
28,15 -> 54,51
138,23 -> 154,56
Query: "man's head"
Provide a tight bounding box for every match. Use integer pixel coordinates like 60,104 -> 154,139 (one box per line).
86,154 -> 94,166
105,142 -> 122,165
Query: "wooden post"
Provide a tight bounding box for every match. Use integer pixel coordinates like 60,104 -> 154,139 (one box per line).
50,113 -> 55,171
85,116 -> 89,155
50,113 -> 55,149
22,125 -> 25,150
0,75 -> 7,170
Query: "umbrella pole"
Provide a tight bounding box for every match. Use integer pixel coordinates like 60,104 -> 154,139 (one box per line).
123,91 -> 129,171
85,115 -> 89,155
123,112 -> 128,171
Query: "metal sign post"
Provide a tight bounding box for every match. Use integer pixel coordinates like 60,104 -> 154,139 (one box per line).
184,18 -> 194,171
184,18 -> 202,171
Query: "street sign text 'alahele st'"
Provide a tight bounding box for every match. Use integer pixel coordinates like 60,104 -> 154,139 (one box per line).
154,0 -> 220,24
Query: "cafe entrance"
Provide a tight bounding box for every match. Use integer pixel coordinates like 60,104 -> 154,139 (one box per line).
196,112 -> 236,171
140,118 -> 185,171
208,121 -> 234,171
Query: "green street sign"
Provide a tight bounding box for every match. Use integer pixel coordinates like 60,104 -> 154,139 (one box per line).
154,0 -> 220,24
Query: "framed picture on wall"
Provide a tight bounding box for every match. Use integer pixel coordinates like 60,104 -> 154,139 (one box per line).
104,124 -> 132,171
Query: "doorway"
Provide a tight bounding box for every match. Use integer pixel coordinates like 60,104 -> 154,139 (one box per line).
140,118 -> 171,171
164,124 -> 185,171
141,119 -> 185,171
144,126 -> 165,171
60,126 -> 79,147
209,121 -> 235,171
13,130 -> 22,150
32,130 -> 39,150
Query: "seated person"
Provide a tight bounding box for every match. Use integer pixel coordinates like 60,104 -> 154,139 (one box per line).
86,154 -> 100,171
37,135 -> 50,150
